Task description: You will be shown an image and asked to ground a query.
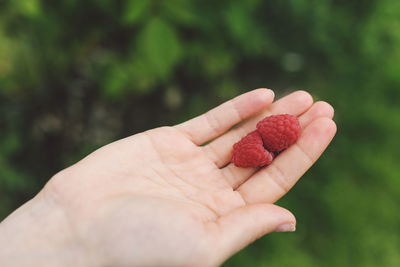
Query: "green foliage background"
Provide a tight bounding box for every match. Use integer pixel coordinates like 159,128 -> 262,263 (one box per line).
1,0 -> 400,266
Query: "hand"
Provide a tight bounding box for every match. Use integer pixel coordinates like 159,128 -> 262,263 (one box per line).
0,89 -> 336,266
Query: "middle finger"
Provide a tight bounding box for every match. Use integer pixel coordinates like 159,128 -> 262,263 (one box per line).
203,90 -> 313,168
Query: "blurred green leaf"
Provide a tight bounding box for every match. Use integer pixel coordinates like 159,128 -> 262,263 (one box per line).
102,63 -> 131,98
12,0 -> 41,17
0,133 -> 21,156
122,0 -> 149,25
137,17 -> 182,79
163,0 -> 198,26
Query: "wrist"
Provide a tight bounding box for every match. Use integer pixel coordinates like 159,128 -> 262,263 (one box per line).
0,191 -> 91,266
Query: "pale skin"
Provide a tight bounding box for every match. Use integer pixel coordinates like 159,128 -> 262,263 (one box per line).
0,89 -> 336,266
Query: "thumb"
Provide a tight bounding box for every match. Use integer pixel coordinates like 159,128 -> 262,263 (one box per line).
211,203 -> 296,265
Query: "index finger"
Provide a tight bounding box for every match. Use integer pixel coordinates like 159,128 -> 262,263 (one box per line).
175,89 -> 274,145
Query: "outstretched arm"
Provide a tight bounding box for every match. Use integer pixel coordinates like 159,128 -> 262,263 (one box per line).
0,89 -> 336,266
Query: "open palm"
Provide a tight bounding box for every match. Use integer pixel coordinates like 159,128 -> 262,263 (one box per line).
41,89 -> 336,266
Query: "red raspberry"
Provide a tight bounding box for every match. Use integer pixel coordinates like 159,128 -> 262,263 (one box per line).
231,131 -> 274,168
256,114 -> 300,152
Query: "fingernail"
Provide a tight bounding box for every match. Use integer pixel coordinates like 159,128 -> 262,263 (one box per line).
275,223 -> 296,232
267,88 -> 275,98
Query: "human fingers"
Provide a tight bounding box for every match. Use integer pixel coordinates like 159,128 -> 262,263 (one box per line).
221,101 -> 334,189
209,203 -> 295,266
175,89 -> 274,145
204,90 -> 313,168
237,117 -> 337,204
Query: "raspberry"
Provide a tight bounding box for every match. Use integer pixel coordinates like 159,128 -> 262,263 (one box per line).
256,114 -> 300,152
231,131 -> 274,168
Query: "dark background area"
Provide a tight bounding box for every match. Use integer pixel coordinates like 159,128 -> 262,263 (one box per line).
1,0 -> 400,266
